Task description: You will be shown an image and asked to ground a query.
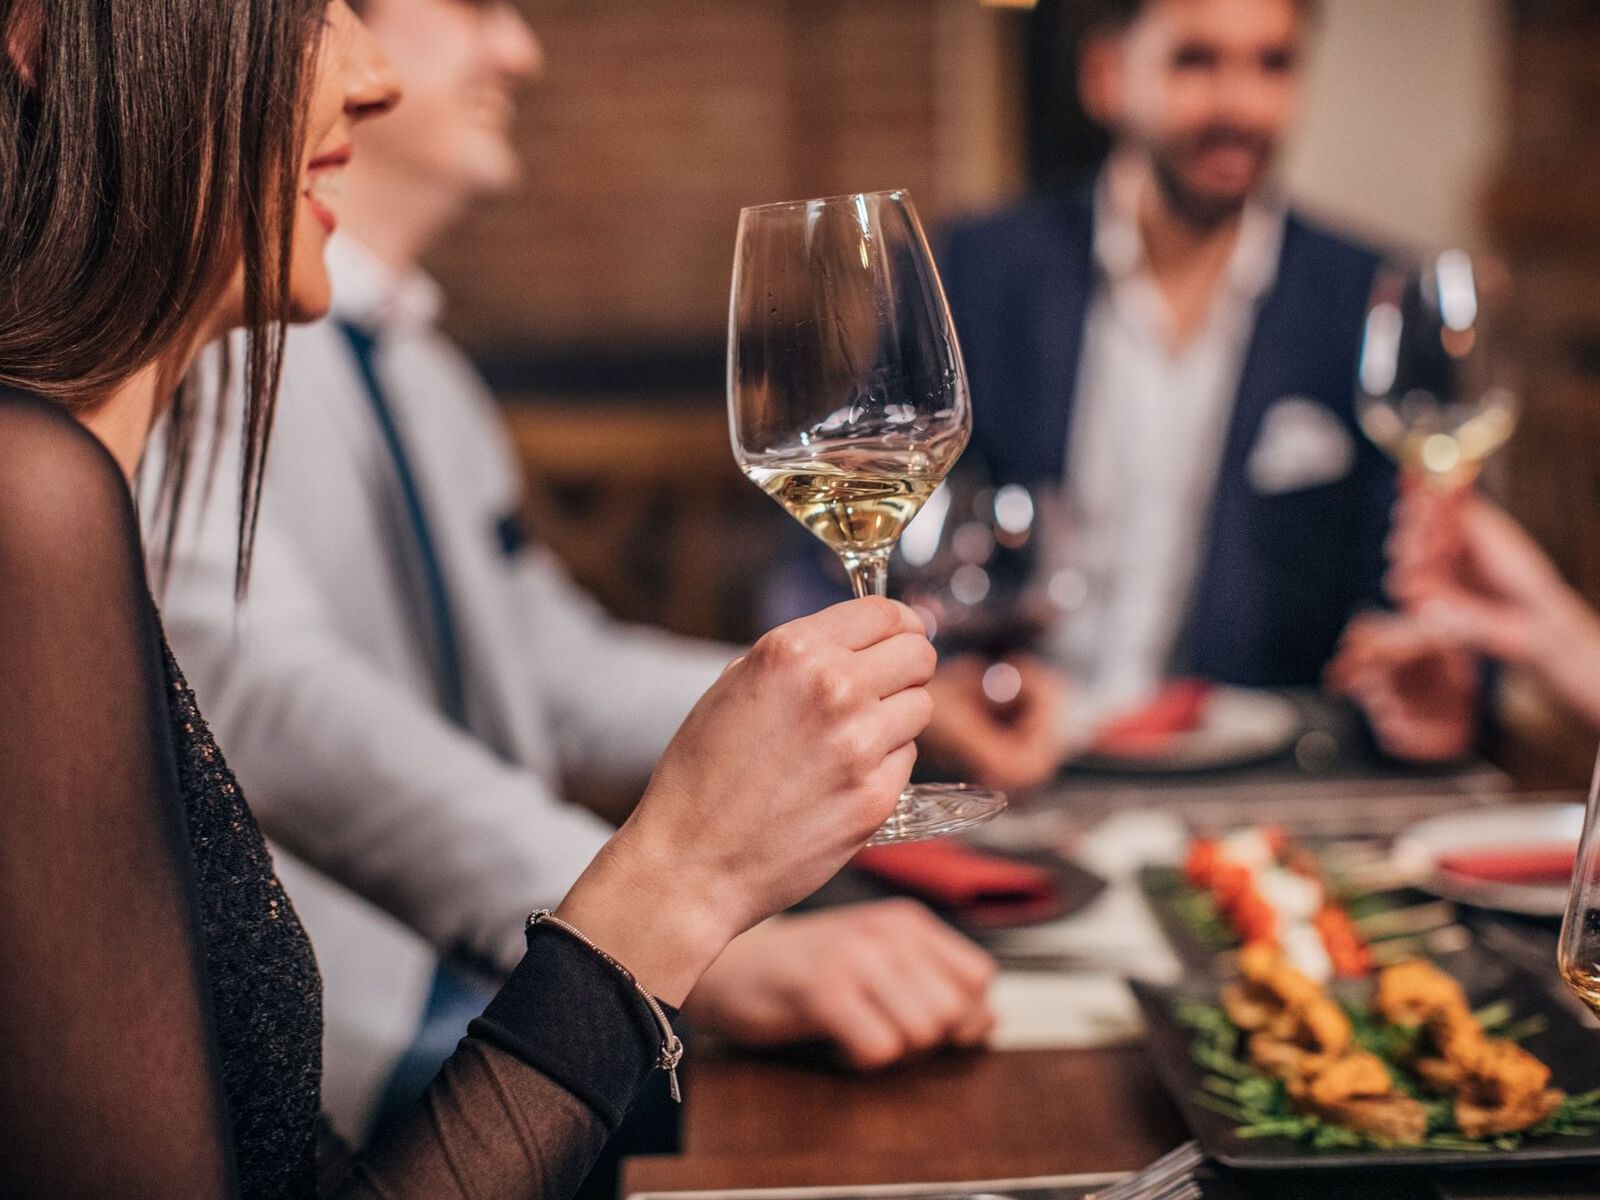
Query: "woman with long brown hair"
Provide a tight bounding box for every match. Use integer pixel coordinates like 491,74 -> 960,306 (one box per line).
0,3 -> 938,1195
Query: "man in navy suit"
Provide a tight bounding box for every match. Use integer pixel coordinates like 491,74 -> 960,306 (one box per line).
937,0 -> 1483,750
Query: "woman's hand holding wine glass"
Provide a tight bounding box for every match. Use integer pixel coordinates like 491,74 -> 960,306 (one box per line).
1386,485 -> 1600,731
728,189 -> 1007,842
1332,250 -> 1522,760
554,596 -> 937,1006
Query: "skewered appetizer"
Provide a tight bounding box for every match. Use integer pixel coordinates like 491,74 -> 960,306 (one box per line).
1223,944 -> 1428,1142
1376,960 -> 1565,1137
1177,948 -> 1598,1152
1184,828 -> 1370,980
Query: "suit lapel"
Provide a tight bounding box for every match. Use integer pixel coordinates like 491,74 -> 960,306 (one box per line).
974,189 -> 1094,486
1181,216 -> 1309,674
1036,192 -> 1097,483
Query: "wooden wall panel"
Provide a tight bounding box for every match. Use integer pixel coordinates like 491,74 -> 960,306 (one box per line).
427,0 -> 1025,357
424,3 -> 1026,638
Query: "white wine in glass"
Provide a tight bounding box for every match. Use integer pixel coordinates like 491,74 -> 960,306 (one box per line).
744,435 -> 962,566
1356,251 -> 1519,485
728,189 -> 1006,844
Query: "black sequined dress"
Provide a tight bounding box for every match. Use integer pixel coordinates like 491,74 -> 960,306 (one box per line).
0,393 -> 669,1198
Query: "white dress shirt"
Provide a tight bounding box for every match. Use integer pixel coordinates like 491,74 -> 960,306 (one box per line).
155,235 -> 734,1137
1050,160 -> 1285,717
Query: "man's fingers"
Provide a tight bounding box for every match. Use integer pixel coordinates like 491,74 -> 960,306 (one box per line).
810,986 -> 907,1071
852,951 -> 957,1054
885,948 -> 974,1039
948,1001 -> 998,1047
915,922 -> 999,996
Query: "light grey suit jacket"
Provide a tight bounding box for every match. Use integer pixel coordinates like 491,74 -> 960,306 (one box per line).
154,238 -> 732,1135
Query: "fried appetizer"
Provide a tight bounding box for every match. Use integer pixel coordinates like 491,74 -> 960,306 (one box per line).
1291,1049 -> 1392,1108
1315,1095 -> 1431,1143
1449,1039 -> 1565,1138
1456,1087 -> 1566,1139
1375,959 -> 1470,1027
1234,946 -> 1354,1055
1239,941 -> 1325,1012
1430,1005 -> 1489,1064
1247,1032 -> 1333,1079
1222,982 -> 1278,1032
1233,951 -> 1426,1142
1376,961 -> 1566,1138
1233,947 -> 1351,1053
1286,1050 -> 1427,1143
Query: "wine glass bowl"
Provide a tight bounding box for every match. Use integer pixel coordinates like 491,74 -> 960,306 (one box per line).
1355,251 -> 1519,486
729,190 -> 1006,844
730,191 -> 970,591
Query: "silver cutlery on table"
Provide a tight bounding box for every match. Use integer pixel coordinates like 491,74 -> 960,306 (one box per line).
1086,1141 -> 1204,1200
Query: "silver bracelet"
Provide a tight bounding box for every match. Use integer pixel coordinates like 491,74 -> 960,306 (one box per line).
526,909 -> 685,1103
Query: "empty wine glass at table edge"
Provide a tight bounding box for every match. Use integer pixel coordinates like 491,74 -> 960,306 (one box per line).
728,188 -> 1006,844
1355,250 -> 1520,487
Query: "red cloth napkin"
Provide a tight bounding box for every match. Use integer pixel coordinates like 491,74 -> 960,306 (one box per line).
1437,846 -> 1576,886
852,841 -> 1057,909
1092,678 -> 1214,756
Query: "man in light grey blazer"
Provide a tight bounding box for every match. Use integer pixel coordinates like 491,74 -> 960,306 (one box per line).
158,0 -> 1055,1143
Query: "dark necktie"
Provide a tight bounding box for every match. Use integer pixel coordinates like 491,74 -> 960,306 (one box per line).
336,319 -> 467,726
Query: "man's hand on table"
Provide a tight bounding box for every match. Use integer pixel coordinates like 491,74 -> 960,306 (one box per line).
921,655 -> 1072,792
1326,611 -> 1480,762
682,901 -> 997,1070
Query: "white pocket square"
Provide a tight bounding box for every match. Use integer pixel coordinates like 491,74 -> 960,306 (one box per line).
1246,396 -> 1355,496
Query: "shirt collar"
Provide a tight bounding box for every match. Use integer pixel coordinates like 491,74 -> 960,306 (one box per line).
326,233 -> 445,336
1091,154 -> 1287,306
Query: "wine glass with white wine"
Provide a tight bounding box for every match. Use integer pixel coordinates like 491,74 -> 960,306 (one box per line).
728,189 -> 1006,844
1561,750 -> 1600,1019
1355,251 -> 1518,485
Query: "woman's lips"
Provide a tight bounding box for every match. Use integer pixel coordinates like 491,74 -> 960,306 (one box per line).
302,144 -> 352,236
302,188 -> 339,236
307,143 -> 352,171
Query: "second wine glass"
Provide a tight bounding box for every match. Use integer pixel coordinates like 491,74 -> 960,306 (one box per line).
728,189 -> 1006,844
1355,251 -> 1519,485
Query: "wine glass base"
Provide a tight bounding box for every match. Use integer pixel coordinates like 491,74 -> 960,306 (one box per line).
865,783 -> 1007,846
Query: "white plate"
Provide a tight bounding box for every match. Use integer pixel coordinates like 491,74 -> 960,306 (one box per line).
1078,687 -> 1304,774
1391,801 -> 1584,917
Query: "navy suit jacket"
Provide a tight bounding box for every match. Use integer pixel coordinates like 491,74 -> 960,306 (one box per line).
940,188 -> 1391,688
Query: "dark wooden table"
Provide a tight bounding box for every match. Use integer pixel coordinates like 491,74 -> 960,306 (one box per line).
621,749 -> 1551,1200
622,1044 -> 1190,1195
621,1013 -> 1600,1200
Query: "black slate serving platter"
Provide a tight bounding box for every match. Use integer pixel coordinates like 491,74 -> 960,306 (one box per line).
1130,953 -> 1600,1174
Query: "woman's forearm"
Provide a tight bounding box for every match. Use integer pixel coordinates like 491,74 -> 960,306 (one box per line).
1528,585 -> 1600,733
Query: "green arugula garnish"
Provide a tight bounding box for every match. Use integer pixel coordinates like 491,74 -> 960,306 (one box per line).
1173,998 -> 1596,1154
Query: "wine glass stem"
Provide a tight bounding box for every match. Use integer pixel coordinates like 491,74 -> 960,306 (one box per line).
843,550 -> 891,599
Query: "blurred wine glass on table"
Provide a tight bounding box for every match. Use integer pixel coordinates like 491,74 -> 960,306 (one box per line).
894,473 -> 1091,664
728,188 -> 1006,844
1355,251 -> 1519,487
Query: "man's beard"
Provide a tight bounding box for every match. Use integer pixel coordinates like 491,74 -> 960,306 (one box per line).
1148,126 -> 1275,231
